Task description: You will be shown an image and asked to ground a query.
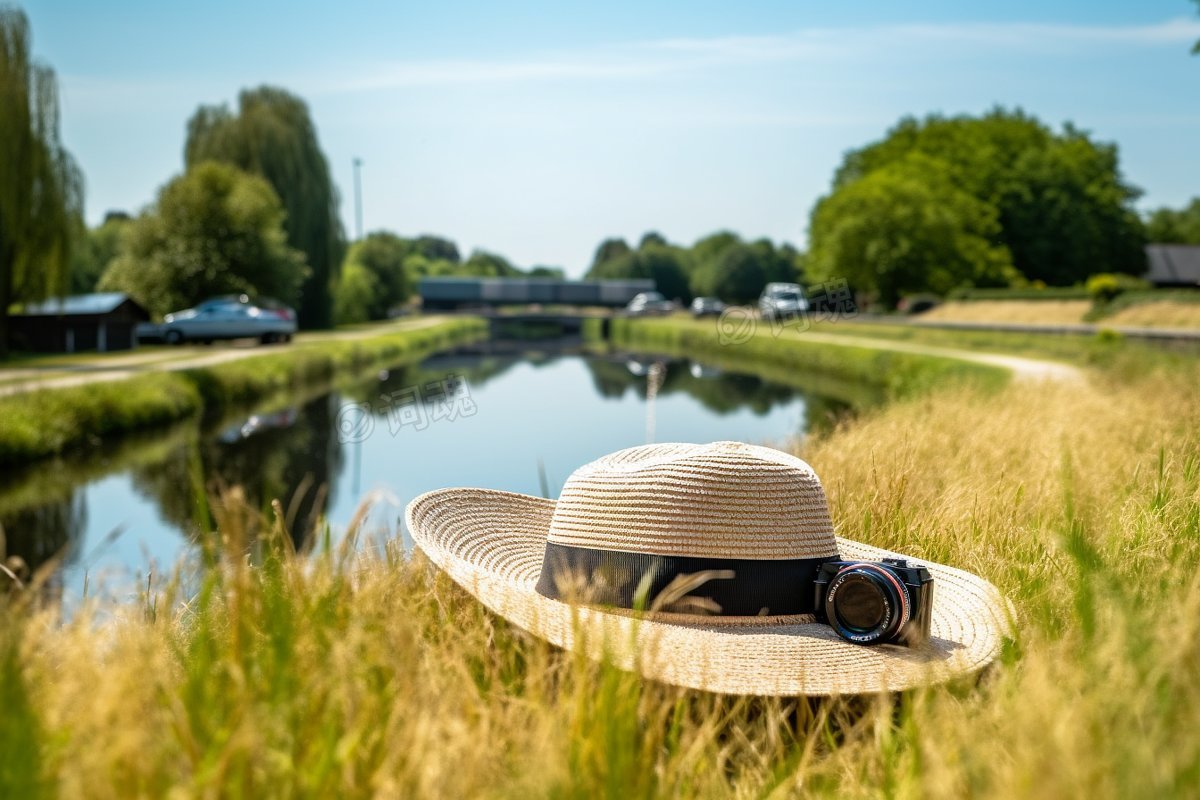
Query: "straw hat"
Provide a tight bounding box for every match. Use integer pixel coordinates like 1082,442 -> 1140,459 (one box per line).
405,441 -> 1009,695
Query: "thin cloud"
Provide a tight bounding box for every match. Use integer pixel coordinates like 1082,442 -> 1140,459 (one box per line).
323,17 -> 1200,94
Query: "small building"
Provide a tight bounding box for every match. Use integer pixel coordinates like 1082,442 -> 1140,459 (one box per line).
1144,245 -> 1200,288
9,292 -> 150,353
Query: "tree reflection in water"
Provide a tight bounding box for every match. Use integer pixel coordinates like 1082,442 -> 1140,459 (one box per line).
0,348 -> 852,579
129,393 -> 344,549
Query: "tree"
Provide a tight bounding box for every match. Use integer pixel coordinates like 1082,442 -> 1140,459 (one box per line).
689,231 -> 741,269
185,86 -> 343,328
691,243 -> 767,304
590,244 -> 691,301
1146,198 -> 1200,244
412,235 -> 460,263
464,249 -> 520,277
333,261 -> 379,325
99,162 -> 308,317
689,239 -> 797,304
588,237 -> 632,274
70,213 -> 131,293
0,7 -> 84,355
1194,0 -> 1199,54
638,231 -> 667,249
822,109 -> 1145,288
335,231 -> 413,321
808,155 -> 1017,307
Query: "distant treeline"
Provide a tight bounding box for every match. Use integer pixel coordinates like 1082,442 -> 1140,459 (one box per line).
10,0 -> 1200,357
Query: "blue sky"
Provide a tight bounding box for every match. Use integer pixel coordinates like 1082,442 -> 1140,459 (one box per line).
19,0 -> 1200,276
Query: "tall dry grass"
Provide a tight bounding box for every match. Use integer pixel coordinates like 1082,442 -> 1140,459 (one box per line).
918,300 -> 1093,325
1102,300 -> 1200,330
1,355 -> 1199,798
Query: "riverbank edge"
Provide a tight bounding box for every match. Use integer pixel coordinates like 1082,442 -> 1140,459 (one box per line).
589,316 -> 1011,405
0,317 -> 488,468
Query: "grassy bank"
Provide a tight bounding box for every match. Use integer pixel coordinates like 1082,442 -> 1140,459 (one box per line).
597,315 -> 1010,405
915,292 -> 1200,330
0,317 -> 486,467
2,318 -> 1199,797
1,330 -> 1198,796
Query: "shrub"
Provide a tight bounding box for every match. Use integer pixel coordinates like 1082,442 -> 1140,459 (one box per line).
1086,273 -> 1150,304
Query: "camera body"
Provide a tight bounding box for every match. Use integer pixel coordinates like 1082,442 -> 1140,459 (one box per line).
813,558 -> 934,647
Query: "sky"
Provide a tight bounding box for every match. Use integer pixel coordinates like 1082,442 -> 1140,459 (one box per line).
18,0 -> 1200,277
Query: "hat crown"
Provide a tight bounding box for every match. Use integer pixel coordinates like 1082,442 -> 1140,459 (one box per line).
547,441 -> 838,561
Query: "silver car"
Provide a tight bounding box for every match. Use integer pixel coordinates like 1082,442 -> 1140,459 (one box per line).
625,291 -> 675,316
146,295 -> 297,345
758,282 -> 808,321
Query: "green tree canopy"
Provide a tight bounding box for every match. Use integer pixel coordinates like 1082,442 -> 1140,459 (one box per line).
70,212 -> 131,294
1146,198 -> 1200,244
589,243 -> 692,301
589,237 -> 632,273
412,235 -> 461,263
185,86 -> 343,328
332,231 -> 414,323
638,231 -> 667,249
809,155 -> 1017,307
464,249 -> 521,277
689,231 -> 741,269
689,239 -> 799,304
333,261 -> 378,325
99,162 -> 307,317
821,108 -> 1145,290
0,6 -> 84,354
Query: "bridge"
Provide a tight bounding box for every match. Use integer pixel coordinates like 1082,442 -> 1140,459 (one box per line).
418,277 -> 655,311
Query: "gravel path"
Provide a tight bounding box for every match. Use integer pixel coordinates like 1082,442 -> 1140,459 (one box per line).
794,331 -> 1084,383
0,316 -> 448,398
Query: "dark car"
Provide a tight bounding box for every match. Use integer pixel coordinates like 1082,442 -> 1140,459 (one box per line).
689,297 -> 726,317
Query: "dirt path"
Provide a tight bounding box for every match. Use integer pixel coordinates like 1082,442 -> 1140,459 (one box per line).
0,316 -> 449,398
795,331 -> 1084,383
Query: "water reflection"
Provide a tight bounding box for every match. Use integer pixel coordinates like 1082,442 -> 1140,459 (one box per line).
128,393 -> 343,547
0,348 -> 852,583
582,356 -> 846,427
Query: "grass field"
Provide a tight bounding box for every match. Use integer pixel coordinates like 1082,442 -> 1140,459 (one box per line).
1102,299 -> 1200,329
1,322 -> 1199,797
601,315 -> 1011,404
918,299 -> 1094,325
917,296 -> 1200,330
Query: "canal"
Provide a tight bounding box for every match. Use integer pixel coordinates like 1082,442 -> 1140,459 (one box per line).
0,343 -> 852,601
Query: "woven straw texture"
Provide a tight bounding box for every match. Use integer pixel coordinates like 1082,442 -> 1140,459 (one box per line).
406,442 -> 1010,696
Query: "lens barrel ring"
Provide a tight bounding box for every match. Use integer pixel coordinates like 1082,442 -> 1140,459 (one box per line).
824,562 -> 912,645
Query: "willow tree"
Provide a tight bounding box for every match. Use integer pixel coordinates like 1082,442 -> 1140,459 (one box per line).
0,7 -> 83,355
184,86 -> 343,328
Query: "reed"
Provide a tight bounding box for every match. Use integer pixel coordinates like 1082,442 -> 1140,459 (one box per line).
0,334 -> 1198,797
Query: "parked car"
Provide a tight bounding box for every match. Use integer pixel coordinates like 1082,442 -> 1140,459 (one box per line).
625,291 -> 675,316
689,297 -> 726,317
139,295 -> 297,345
758,282 -> 808,321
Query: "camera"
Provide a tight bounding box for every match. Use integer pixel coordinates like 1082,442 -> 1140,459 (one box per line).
813,558 -> 934,647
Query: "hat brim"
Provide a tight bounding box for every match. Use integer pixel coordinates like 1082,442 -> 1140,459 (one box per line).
406,487 -> 1011,696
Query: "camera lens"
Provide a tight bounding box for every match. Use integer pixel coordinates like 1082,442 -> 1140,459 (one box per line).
825,564 -> 911,645
836,575 -> 887,632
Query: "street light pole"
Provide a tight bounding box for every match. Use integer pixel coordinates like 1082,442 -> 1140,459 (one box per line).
352,157 -> 363,241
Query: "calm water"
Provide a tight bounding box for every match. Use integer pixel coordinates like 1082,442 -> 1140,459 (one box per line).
0,345 -> 849,600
